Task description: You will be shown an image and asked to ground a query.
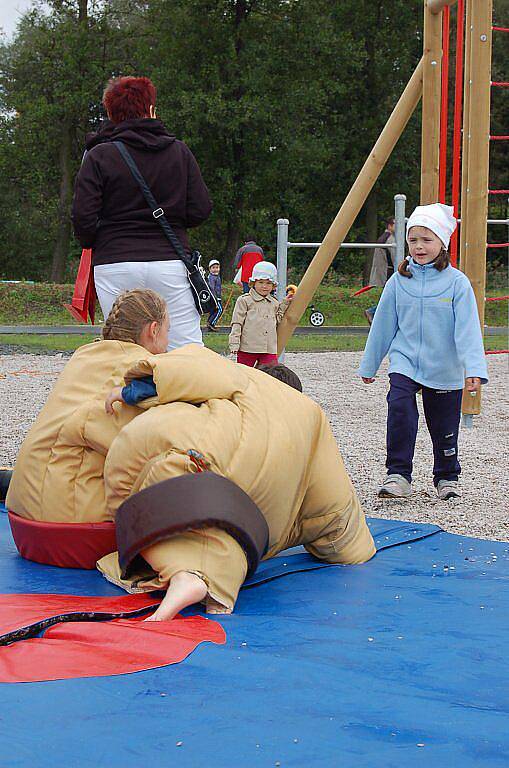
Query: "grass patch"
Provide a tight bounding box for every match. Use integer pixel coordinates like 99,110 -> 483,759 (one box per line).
1,333 -> 506,356
0,333 -> 367,355
1,282 -> 507,327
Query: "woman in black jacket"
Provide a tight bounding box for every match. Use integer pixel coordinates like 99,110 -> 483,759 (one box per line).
72,76 -> 212,349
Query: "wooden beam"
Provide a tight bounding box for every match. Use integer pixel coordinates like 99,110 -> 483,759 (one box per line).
428,0 -> 458,14
420,0 -> 443,203
276,59 -> 424,353
460,0 -> 493,416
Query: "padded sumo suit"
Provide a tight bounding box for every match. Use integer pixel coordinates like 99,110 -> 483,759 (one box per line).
7,342 -> 375,610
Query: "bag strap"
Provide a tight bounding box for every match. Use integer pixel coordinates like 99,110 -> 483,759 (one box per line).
113,141 -> 194,271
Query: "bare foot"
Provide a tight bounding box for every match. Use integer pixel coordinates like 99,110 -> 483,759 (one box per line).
205,596 -> 233,615
144,571 -> 207,621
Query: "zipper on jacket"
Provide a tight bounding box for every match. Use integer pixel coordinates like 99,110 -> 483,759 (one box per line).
416,266 -> 426,375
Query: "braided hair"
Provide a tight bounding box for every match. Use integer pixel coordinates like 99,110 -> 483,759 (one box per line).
102,289 -> 167,344
398,247 -> 451,278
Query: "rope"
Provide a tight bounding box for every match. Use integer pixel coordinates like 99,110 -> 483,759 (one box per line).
485,295 -> 509,301
492,26 -> 509,32
488,189 -> 509,194
486,350 -> 509,355
487,243 -> 509,248
351,285 -> 375,297
490,135 -> 509,140
491,81 -> 509,87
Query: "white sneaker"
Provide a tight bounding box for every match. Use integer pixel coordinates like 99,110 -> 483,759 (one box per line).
436,480 -> 461,500
378,474 -> 413,498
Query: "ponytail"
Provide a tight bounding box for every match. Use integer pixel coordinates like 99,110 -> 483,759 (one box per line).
102,289 -> 167,344
398,257 -> 412,278
398,247 -> 451,278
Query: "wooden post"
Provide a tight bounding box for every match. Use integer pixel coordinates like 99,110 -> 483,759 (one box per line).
459,0 -> 472,268
459,0 -> 493,417
421,0 -> 443,203
428,0 -> 458,13
277,59 -> 424,353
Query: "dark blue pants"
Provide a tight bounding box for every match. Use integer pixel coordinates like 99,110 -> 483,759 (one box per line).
208,300 -> 223,327
386,373 -> 462,486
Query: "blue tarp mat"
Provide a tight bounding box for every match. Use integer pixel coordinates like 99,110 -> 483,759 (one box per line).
1,506 -> 508,767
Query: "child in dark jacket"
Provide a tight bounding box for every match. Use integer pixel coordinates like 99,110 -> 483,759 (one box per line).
206,259 -> 223,331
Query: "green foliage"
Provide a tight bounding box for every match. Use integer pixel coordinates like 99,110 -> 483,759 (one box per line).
0,0 -> 506,283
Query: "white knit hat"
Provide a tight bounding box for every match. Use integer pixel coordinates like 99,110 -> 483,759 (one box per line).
208,259 -> 220,268
406,203 -> 457,249
249,261 -> 278,285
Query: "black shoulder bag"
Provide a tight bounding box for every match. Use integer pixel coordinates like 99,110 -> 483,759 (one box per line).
113,141 -> 218,316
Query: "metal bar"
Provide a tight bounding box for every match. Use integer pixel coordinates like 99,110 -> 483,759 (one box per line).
450,0 -> 465,266
286,242 -> 397,249
276,218 -> 289,363
439,5 -> 451,202
394,194 -> 407,266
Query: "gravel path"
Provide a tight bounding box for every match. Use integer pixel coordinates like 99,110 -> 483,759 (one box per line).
1,351 -> 507,541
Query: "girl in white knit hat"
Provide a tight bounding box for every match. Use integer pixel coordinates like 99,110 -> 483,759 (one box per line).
358,203 -> 488,501
229,261 -> 291,367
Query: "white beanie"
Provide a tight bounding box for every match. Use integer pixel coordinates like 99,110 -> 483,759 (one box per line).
406,203 -> 457,249
208,259 -> 220,268
249,261 -> 278,285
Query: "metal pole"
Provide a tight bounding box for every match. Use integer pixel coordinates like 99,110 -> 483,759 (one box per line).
394,194 -> 407,266
276,218 -> 289,362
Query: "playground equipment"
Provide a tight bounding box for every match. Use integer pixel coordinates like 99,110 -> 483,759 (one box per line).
276,0 -> 507,424
276,193 -> 407,307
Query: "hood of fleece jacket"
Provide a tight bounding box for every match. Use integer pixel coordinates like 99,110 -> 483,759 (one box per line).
85,118 -> 176,152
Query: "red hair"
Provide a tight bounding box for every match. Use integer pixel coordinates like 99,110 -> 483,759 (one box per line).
102,76 -> 157,124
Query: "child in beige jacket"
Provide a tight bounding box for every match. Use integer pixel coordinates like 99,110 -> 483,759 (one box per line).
228,261 -> 291,367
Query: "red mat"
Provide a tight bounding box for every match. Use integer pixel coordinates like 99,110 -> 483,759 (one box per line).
0,593 -> 226,683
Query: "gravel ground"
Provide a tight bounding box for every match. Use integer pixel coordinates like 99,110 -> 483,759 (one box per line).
1,350 -> 508,541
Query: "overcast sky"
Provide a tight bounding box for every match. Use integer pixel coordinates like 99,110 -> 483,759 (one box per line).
0,0 -> 40,38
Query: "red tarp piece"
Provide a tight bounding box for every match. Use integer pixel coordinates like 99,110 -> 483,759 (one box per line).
0,593 -> 226,683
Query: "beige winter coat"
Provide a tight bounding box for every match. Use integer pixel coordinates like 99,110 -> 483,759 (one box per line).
229,288 -> 289,353
6,339 -> 147,523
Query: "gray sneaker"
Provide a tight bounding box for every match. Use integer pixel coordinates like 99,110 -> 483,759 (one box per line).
436,479 -> 461,500
378,474 -> 413,498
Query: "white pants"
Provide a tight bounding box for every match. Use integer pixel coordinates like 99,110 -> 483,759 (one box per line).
94,260 -> 203,351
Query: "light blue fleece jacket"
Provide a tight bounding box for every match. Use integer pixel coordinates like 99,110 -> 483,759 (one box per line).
358,259 -> 488,389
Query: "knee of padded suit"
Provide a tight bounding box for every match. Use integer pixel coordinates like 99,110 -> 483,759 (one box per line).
0,468 -> 13,502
